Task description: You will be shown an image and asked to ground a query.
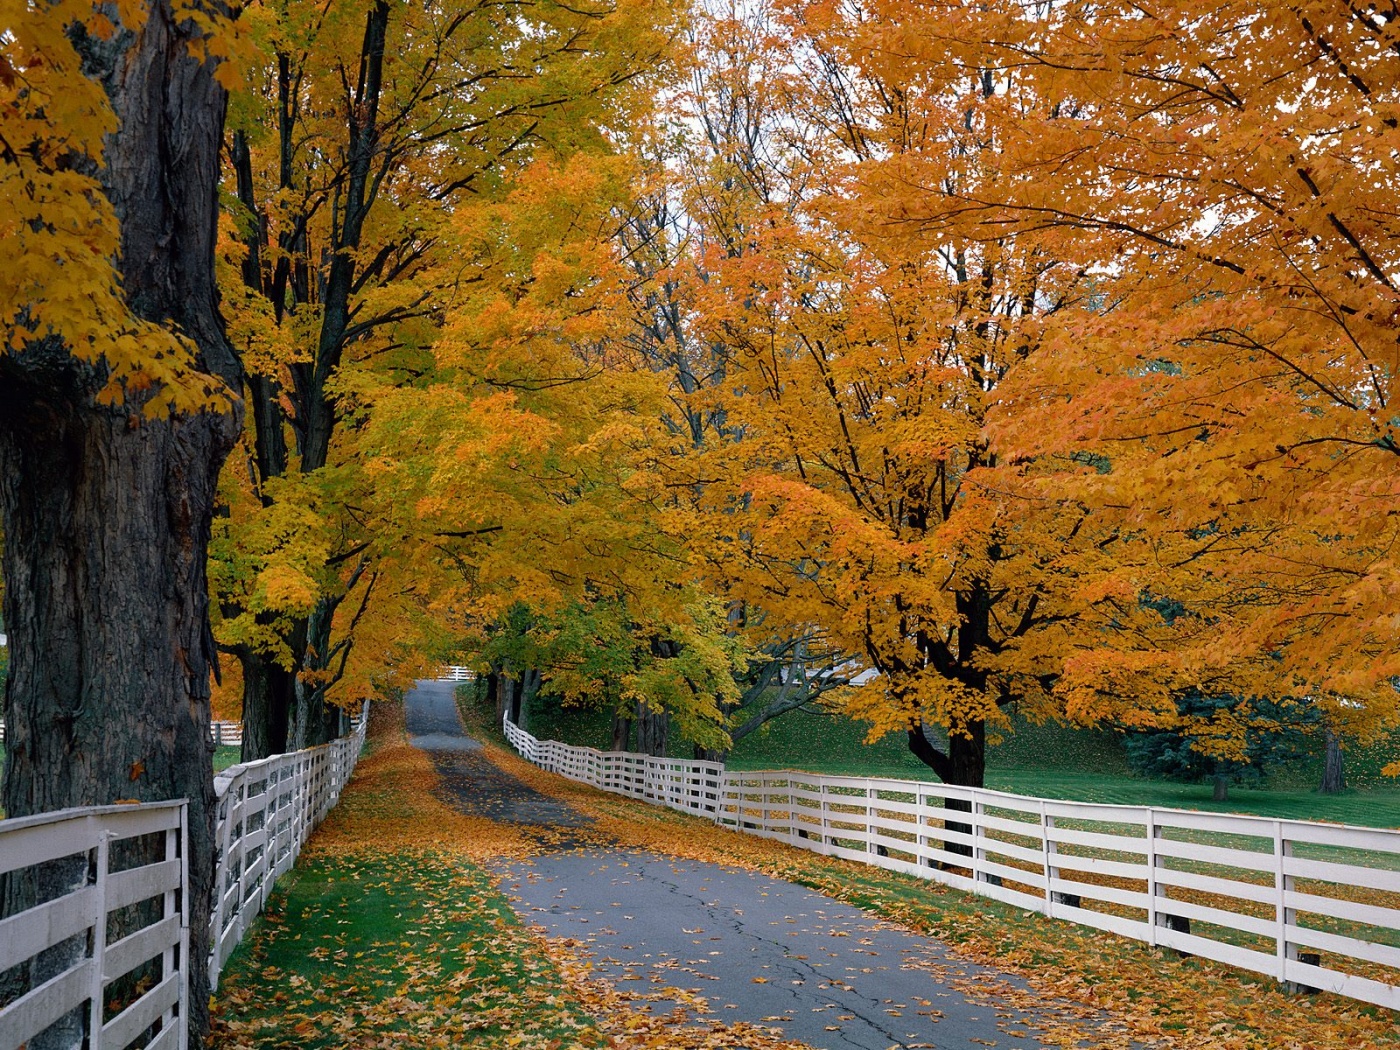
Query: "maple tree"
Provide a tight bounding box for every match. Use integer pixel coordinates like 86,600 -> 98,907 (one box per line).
213,0 -> 676,757
0,0 -> 240,1040
860,0 -> 1400,767
628,0 -> 1400,786
610,0 -> 1115,787
348,144 -> 761,757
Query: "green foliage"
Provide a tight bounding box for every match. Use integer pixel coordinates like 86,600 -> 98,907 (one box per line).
474,596 -> 750,752
1124,694 -> 1310,788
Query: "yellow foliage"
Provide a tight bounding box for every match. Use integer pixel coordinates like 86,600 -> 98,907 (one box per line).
0,0 -> 236,415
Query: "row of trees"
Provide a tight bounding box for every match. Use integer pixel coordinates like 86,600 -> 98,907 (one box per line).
429,0 -> 1400,790
4,3 -> 1398,1040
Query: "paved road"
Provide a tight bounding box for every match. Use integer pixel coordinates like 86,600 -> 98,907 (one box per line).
407,680 -> 589,831
404,681 -> 1100,1050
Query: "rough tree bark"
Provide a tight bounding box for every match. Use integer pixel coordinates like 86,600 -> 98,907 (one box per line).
634,700 -> 669,757
0,4 -> 239,1047
1318,728 -> 1347,794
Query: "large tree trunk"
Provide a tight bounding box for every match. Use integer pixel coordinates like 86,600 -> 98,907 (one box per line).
237,647 -> 293,759
0,4 -> 238,1047
908,720 -> 986,864
1212,772 -> 1230,801
907,720 -> 986,787
1318,728 -> 1347,795
610,710 -> 633,751
635,700 -> 669,757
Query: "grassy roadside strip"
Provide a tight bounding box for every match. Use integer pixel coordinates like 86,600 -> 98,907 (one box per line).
466,709 -> 1400,1050
209,705 -> 818,1050
209,705 -> 603,1050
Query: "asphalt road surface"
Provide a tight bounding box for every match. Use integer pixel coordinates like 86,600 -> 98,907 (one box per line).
404,681 -> 1105,1050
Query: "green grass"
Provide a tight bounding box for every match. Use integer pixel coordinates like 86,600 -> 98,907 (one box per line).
211,849 -> 603,1049
214,745 -> 242,772
520,697 -> 1400,828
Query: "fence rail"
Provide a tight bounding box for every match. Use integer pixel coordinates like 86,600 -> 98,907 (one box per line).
0,709 -> 367,1050
504,716 -> 1400,1012
0,802 -> 189,1050
0,721 -> 236,745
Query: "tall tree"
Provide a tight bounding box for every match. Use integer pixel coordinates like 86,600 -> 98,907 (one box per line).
906,0 -> 1400,757
648,0 -> 1101,786
1,0 -> 240,1043
215,0 -> 676,757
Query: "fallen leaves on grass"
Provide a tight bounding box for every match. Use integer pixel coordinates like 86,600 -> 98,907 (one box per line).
211,703 -> 825,1050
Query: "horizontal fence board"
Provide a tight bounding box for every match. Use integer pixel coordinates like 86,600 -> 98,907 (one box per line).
1153,896 -> 1276,940
1052,903 -> 1150,942
1047,825 -> 1151,856
108,859 -> 181,912
1050,852 -> 1146,882
1286,923 -> 1400,971
0,959 -> 91,1050
1155,927 -> 1276,973
101,970 -> 181,1050
103,914 -> 181,983
146,1018 -> 182,1050
1052,877 -> 1147,913
0,886 -> 96,973
1151,866 -> 1272,907
1283,889 -> 1400,929
1283,958 -> 1400,1012
0,804 -> 182,876
1283,854 -> 1400,894
1152,837 -> 1275,874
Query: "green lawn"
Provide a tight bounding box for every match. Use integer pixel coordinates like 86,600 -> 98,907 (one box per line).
211,849 -> 603,1049
520,697 -> 1400,829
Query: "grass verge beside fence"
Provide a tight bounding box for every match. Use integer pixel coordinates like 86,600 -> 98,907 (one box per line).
209,704 -> 601,1050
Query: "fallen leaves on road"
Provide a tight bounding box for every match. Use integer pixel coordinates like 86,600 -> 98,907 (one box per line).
469,719 -> 1400,1050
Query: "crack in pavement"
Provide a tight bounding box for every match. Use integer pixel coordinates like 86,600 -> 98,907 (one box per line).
642,864 -> 915,1046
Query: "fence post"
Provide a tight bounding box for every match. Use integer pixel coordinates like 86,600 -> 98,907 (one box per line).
164,815 -> 182,1045
1274,820 -> 1293,985
88,829 -> 111,1049
1041,802 -> 1055,918
973,794 -> 986,884
210,780 -> 235,990
179,803 -> 190,1050
1146,807 -> 1159,946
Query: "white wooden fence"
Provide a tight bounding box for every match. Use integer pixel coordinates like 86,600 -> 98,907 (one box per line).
207,710 -> 367,989
504,716 -> 1400,1012
0,802 -> 189,1050
0,709 -> 367,1050
0,721 -> 235,745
